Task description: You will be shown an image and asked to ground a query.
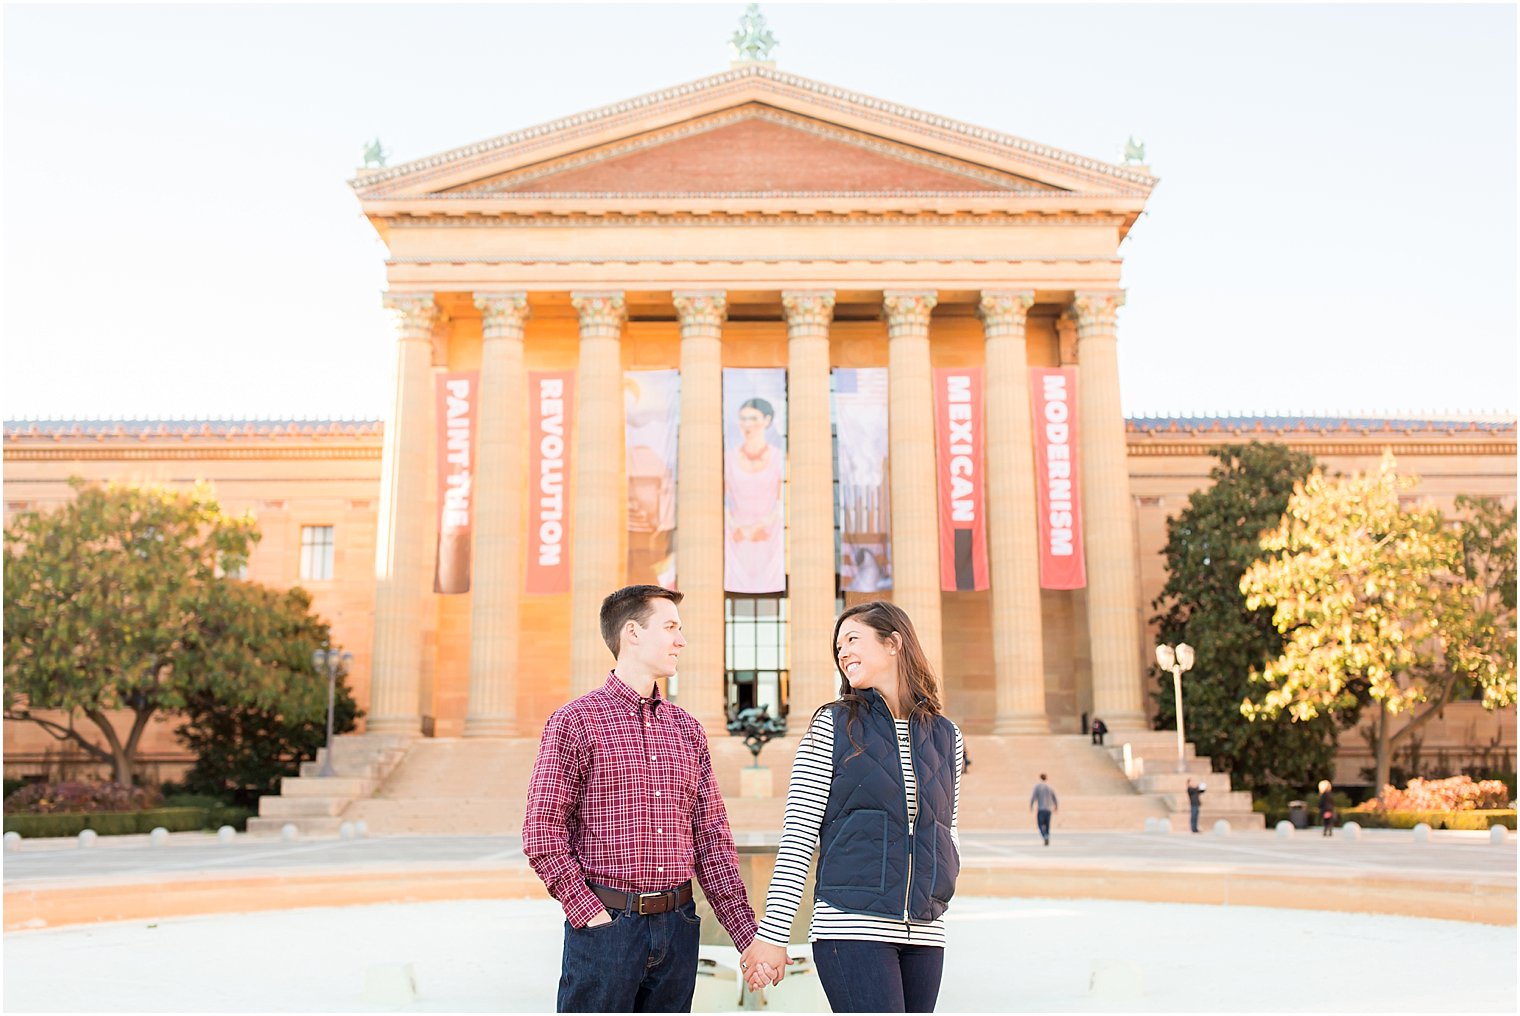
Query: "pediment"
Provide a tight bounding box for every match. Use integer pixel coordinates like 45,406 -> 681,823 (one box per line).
354,65 -> 1156,204
442,106 -> 1053,196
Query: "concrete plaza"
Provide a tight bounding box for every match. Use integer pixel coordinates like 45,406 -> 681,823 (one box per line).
3,828 -> 1515,1012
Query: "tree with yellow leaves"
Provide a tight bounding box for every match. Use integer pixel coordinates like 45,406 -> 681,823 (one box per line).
1239,452 -> 1516,799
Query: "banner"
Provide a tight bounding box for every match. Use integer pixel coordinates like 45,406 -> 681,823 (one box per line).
434,371 -> 479,594
723,368 -> 787,594
1030,367 -> 1087,589
624,370 -> 680,589
933,368 -> 990,591
527,370 -> 574,595
832,368 -> 892,592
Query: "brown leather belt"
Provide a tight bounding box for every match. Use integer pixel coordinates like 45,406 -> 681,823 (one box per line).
589,881 -> 693,916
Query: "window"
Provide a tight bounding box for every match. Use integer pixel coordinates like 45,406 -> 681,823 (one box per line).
725,594 -> 790,722
300,525 -> 335,581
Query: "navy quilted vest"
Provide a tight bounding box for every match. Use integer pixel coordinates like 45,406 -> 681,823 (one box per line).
814,689 -> 959,922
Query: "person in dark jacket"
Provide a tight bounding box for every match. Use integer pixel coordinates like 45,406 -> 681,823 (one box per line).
1318,779 -> 1336,837
743,601 -> 964,1013
1186,778 -> 1206,833
1090,717 -> 1107,746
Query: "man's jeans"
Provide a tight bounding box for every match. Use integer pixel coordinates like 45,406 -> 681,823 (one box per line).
1036,808 -> 1052,841
556,901 -> 701,1012
814,938 -> 945,1012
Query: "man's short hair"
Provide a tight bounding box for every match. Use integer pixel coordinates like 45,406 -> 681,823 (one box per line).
1039,773 -> 1047,781
599,585 -> 684,658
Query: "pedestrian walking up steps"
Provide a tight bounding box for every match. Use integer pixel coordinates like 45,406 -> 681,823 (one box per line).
251,729 -> 1259,836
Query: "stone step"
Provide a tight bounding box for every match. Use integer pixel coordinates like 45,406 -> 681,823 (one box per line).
257,796 -> 348,818
298,759 -> 389,780
245,816 -> 346,837
279,776 -> 377,797
1163,809 -> 1267,831
1136,772 -> 1235,794
1160,790 -> 1255,813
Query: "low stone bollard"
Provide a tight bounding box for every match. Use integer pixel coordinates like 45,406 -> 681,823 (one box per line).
1156,818 -> 1173,835
1275,820 -> 1295,839
1212,819 -> 1231,837
339,822 -> 356,840
4,831 -> 21,851
1142,817 -> 1157,833
1341,821 -> 1362,841
216,825 -> 237,844
362,963 -> 417,1007
1411,823 -> 1432,843
280,823 -> 299,842
148,827 -> 169,847
1489,825 -> 1509,846
355,820 -> 369,838
78,829 -> 98,848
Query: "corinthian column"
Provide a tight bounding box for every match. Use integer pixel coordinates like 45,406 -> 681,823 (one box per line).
568,292 -> 626,696
673,291 -> 728,729
783,291 -> 837,717
882,291 -> 943,680
465,293 -> 530,736
980,291 -> 1048,733
1073,291 -> 1144,729
369,292 -> 438,735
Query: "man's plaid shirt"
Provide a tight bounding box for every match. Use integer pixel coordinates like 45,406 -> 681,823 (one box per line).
522,672 -> 758,948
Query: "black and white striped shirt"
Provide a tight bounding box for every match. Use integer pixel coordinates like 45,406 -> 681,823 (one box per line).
756,707 -> 964,946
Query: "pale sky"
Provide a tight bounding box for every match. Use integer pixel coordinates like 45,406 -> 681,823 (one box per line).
3,2 -> 1515,421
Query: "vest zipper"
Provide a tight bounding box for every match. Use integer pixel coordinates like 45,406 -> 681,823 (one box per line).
903,714 -> 918,922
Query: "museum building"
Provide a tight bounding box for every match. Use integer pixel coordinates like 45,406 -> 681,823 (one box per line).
5,61 -> 1515,784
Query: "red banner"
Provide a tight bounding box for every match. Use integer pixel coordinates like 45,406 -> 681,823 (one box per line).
434,371 -> 479,594
1030,368 -> 1086,589
933,368 -> 990,591
527,370 -> 574,595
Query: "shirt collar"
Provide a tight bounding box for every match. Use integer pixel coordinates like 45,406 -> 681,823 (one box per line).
601,670 -> 664,713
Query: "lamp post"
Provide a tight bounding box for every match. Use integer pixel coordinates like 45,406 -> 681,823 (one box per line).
1155,642 -> 1195,773
311,647 -> 353,779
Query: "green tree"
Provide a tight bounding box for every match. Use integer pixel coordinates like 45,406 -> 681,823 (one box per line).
1239,454 -> 1516,797
1150,442 -> 1339,792
3,480 -> 332,786
176,609 -> 363,808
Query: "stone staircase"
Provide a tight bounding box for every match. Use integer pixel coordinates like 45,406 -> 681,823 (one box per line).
1105,731 -> 1263,830
248,727 -> 1262,836
246,733 -> 412,836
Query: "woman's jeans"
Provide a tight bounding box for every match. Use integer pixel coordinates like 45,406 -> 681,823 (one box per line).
556,901 -> 701,1012
814,938 -> 945,1012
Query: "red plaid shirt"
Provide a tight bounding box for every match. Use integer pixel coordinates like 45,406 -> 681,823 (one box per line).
522,672 -> 758,947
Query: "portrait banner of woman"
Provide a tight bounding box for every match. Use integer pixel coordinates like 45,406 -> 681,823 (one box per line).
723,368 -> 787,594
833,368 -> 892,593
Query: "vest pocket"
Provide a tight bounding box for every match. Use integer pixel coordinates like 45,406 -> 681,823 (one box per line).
818,808 -> 889,893
929,819 -> 958,905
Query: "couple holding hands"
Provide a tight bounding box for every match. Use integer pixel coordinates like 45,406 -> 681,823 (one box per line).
523,585 -> 964,1013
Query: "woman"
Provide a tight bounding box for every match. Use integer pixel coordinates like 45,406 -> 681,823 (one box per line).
724,397 -> 785,593
1318,779 -> 1336,837
743,601 -> 964,1012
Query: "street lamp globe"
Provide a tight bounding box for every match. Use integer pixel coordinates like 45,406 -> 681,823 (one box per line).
1155,644 -> 1175,670
1176,643 -> 1195,671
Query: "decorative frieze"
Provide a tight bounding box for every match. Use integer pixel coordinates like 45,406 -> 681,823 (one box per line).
381,213 -> 1130,228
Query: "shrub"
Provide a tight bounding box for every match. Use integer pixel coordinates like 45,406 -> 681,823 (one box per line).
3,781 -> 162,815
1345,809 -> 1516,831
1,806 -> 213,837
1364,776 -> 1511,812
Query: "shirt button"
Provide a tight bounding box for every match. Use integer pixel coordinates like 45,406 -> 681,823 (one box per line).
649,756 -> 656,762
657,828 -> 663,834
657,867 -> 664,873
654,791 -> 661,797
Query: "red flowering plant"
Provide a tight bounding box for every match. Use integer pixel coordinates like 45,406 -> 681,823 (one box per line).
1362,776 -> 1511,813
3,781 -> 161,815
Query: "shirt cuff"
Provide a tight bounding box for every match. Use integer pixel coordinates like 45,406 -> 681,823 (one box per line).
561,883 -> 608,928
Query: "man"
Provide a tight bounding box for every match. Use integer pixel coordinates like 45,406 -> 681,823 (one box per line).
1030,773 -> 1058,846
1089,717 -> 1107,746
1186,778 -> 1207,834
523,585 -> 762,1012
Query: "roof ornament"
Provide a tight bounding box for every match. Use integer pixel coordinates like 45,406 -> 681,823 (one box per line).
729,4 -> 778,67
1123,135 -> 1147,165
360,138 -> 388,169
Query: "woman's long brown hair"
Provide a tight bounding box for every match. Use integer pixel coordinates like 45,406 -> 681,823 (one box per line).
811,600 -> 943,759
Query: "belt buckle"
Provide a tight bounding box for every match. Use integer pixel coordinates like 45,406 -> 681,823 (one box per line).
636,891 -> 667,916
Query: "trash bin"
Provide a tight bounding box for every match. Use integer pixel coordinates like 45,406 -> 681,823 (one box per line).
1287,800 -> 1308,829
